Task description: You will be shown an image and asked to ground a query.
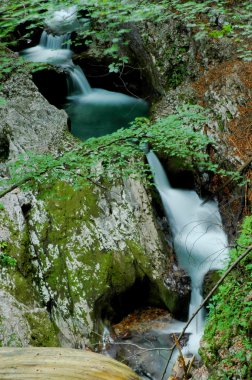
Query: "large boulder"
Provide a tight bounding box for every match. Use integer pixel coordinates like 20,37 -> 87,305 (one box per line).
0,190 -> 59,347
0,176 -> 190,348
0,72 -> 68,159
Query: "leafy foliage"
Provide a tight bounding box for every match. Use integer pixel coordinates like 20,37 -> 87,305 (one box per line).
0,51 -> 47,81
158,0 -> 252,60
201,216 -> 252,379
0,241 -> 17,268
0,0 -> 163,74
0,105 -> 242,196
0,0 -> 252,77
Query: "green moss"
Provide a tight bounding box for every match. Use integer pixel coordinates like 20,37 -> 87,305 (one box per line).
25,177 -> 178,343
31,182 -> 142,324
126,241 -> 146,268
38,180 -> 100,219
0,317 -> 21,347
10,272 -> 40,306
110,251 -> 137,291
201,216 -> 252,379
24,311 -> 59,347
203,270 -> 221,300
0,207 -> 41,307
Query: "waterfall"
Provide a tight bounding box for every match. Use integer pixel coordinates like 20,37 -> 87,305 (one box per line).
21,5 -> 91,95
21,16 -> 147,139
66,64 -> 92,96
147,151 -> 228,361
22,30 -> 92,96
39,30 -> 70,49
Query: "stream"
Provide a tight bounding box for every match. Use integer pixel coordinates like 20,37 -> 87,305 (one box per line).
21,8 -> 148,140
145,151 -> 229,377
21,7 -> 229,379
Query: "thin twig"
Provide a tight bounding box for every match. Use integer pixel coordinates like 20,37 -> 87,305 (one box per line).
173,334 -> 188,378
109,341 -> 172,352
161,244 -> 252,380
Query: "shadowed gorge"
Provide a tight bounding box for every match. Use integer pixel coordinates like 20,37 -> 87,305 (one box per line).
96,276 -> 169,325
0,1 -> 251,380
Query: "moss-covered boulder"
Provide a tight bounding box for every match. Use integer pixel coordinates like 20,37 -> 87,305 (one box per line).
0,72 -> 68,160
0,175 -> 190,348
0,194 -> 59,347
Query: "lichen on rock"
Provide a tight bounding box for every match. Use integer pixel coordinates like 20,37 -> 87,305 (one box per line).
0,164 -> 190,348
0,72 -> 68,160
24,175 -> 188,347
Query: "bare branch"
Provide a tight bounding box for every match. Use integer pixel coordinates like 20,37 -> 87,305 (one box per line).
161,244 -> 252,380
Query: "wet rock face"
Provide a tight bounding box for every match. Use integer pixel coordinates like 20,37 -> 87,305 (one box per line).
0,290 -> 59,347
164,266 -> 191,321
0,72 -> 68,159
150,59 -> 251,240
0,191 -> 60,348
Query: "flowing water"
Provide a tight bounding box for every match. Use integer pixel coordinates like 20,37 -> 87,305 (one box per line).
102,151 -> 229,379
21,7 -> 229,378
146,151 -> 229,376
21,8 -> 148,140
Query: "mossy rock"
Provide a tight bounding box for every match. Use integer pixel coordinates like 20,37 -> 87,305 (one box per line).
25,177 -> 182,345
202,270 -> 221,300
24,311 -> 59,347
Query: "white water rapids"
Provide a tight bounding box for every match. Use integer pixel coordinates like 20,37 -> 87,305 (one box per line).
21,6 -> 229,377
146,151 -> 229,375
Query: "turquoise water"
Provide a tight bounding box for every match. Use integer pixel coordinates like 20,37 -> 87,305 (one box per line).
66,89 -> 148,140
22,27 -> 148,141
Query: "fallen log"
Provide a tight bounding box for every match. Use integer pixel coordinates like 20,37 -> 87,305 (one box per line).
0,347 -> 141,380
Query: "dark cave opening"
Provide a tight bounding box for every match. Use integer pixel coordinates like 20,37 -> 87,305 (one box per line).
96,276 -> 167,326
0,136 -> 10,162
74,56 -> 150,100
161,156 -> 195,190
31,54 -> 151,111
32,69 -> 68,109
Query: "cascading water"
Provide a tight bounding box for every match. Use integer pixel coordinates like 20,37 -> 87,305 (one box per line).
21,7 -> 148,139
20,6 -> 229,378
146,151 -> 229,375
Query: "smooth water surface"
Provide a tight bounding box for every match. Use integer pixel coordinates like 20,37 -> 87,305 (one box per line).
22,21 -> 148,140
66,89 -> 148,139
